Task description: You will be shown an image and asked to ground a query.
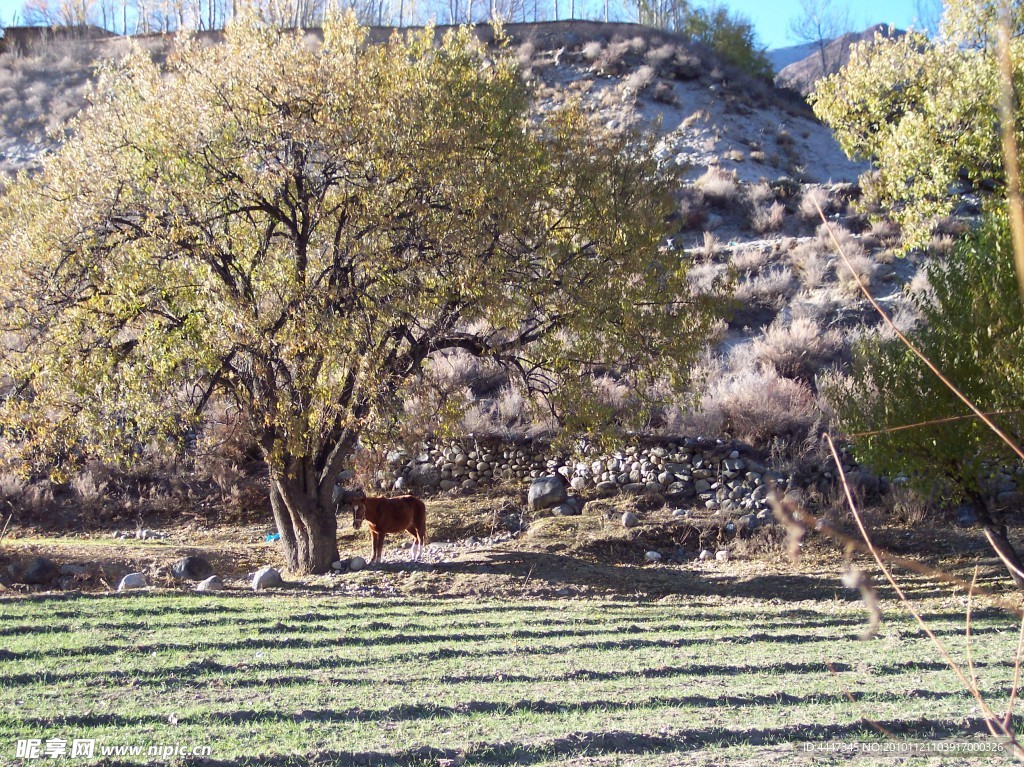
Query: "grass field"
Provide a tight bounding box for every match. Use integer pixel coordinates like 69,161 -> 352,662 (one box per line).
0,591 -> 1020,766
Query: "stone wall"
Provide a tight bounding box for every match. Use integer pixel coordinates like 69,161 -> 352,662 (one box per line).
375,436 -> 806,515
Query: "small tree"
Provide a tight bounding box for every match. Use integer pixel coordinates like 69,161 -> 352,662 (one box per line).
787,0 -> 851,79
683,3 -> 772,80
0,15 -> 717,574
826,213 -> 1024,587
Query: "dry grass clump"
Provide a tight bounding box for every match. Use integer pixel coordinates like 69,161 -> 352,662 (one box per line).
750,201 -> 786,234
862,218 -> 902,249
798,186 -> 832,221
696,167 -> 740,207
929,234 -> 957,255
753,316 -> 844,380
696,231 -> 722,260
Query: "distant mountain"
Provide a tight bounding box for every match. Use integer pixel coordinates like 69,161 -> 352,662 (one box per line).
766,42 -> 819,72
771,24 -> 904,95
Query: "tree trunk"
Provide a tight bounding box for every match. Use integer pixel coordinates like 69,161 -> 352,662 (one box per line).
269,474 -> 339,575
971,493 -> 1024,590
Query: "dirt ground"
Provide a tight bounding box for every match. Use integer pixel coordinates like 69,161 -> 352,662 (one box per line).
2,487 -> 1022,610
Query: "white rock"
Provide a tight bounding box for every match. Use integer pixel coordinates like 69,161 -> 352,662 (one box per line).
698,549 -> 712,561
252,566 -> 283,590
645,550 -> 663,562
117,573 -> 147,592
349,556 -> 366,572
195,575 -> 224,592
715,550 -> 730,562
621,512 -> 639,528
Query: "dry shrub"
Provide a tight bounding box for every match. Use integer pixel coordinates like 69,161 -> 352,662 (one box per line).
815,222 -> 858,254
697,166 -> 740,207
677,186 -> 707,230
624,64 -> 656,95
581,41 -> 603,62
687,261 -> 728,294
724,149 -> 745,162
682,365 -> 820,443
626,35 -> 648,54
750,201 -> 786,234
790,240 -> 833,289
651,81 -> 679,106
747,182 -> 774,206
645,42 -> 677,70
798,186 -> 832,221
834,248 -> 877,294
796,252 -> 832,289
597,40 -> 630,74
753,317 -> 844,379
516,41 -> 536,67
733,266 -> 797,307
730,246 -> 771,274
884,485 -> 932,526
932,215 -> 969,238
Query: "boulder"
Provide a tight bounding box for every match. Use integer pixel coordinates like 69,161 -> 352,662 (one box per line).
171,556 -> 215,582
117,573 -> 148,592
22,556 -> 57,585
715,550 -> 730,562
528,476 -> 568,511
552,502 -> 581,516
349,556 -> 366,572
252,566 -> 283,590
645,550 -> 662,562
195,575 -> 224,592
621,512 -> 639,528
58,563 -> 90,577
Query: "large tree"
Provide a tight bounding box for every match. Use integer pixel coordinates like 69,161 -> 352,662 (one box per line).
0,15 -> 716,573
811,0 -> 1024,246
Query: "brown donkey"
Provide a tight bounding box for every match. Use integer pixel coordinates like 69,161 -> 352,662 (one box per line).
338,489 -> 427,563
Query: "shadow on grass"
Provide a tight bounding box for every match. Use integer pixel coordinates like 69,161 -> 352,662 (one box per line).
91,718 -> 1010,767
15,688 -> 977,730
2,655 -> 990,691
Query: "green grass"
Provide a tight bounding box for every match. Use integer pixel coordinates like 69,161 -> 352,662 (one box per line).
0,593 -> 1020,765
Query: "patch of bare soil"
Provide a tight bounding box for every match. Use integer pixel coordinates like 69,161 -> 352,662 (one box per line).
2,489 -> 1021,605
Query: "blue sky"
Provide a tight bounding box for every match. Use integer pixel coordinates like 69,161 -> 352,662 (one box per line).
0,0 -> 926,49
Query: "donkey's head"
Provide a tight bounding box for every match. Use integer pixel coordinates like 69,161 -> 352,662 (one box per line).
333,486 -> 367,529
